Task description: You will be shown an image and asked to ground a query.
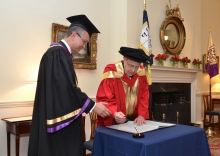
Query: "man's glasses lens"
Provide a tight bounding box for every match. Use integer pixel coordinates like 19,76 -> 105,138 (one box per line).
77,33 -> 88,44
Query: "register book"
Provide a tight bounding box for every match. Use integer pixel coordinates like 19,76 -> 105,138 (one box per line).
106,120 -> 176,134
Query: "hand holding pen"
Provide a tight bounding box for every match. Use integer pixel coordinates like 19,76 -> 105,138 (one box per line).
113,111 -> 127,124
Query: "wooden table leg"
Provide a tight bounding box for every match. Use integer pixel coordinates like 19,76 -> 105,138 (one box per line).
7,132 -> 10,156
16,134 -> 20,156
218,116 -> 220,130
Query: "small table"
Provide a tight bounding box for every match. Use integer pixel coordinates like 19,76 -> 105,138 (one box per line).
1,116 -> 32,156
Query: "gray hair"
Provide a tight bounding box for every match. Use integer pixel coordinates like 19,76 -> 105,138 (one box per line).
65,26 -> 86,37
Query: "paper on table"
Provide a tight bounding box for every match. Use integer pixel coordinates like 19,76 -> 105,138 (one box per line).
144,120 -> 176,128
106,120 -> 176,134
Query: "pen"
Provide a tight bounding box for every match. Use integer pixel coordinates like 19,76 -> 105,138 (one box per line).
134,125 -> 140,134
125,118 -> 129,123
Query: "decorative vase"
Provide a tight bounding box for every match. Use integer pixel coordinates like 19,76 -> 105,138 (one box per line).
193,64 -> 197,69
182,62 -> 188,68
193,64 -> 201,69
171,61 -> 178,67
157,60 -> 164,66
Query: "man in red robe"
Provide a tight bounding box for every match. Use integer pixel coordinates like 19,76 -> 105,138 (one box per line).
96,47 -> 153,126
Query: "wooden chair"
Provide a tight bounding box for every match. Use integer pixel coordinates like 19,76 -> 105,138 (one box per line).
203,94 -> 220,129
83,112 -> 98,155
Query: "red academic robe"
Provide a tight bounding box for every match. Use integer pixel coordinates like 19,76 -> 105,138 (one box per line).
96,61 -> 149,126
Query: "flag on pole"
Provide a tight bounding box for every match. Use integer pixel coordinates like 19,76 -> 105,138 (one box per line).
139,2 -> 154,85
206,30 -> 218,78
139,10 -> 152,56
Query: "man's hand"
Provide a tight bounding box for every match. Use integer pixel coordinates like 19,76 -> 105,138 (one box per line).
114,112 -> 126,124
134,115 -> 146,126
93,102 -> 111,118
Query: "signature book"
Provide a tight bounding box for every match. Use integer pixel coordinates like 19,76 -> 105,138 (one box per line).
106,120 -> 176,134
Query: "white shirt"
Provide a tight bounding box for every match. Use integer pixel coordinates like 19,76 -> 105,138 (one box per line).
61,39 -> 72,54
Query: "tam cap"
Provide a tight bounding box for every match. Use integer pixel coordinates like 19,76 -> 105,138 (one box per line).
119,47 -> 153,66
66,14 -> 100,36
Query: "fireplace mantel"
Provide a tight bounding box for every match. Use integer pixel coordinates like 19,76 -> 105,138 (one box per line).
150,65 -> 202,123
151,65 -> 202,83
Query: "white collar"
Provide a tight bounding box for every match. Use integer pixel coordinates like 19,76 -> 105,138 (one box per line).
61,39 -> 71,54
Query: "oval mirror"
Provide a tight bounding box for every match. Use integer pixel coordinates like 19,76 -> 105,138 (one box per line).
165,24 -> 179,48
160,3 -> 186,55
160,16 -> 185,55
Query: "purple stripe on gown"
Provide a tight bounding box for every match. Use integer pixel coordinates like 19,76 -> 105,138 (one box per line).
47,98 -> 90,133
51,42 -> 73,60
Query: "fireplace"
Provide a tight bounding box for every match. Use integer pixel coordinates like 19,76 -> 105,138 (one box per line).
149,83 -> 191,125
150,65 -> 200,124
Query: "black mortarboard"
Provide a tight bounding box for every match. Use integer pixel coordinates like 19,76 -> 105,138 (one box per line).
119,47 -> 153,66
66,14 -> 100,36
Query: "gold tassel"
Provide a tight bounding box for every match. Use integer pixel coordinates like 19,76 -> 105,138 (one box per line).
145,64 -> 152,85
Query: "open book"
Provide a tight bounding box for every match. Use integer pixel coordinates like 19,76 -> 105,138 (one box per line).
106,120 -> 175,134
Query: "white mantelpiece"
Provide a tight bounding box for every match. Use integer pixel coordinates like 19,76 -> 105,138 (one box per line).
151,65 -> 202,123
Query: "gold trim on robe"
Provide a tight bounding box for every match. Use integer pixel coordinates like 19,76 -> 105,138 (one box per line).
102,61 -> 146,80
47,109 -> 81,125
122,79 -> 139,118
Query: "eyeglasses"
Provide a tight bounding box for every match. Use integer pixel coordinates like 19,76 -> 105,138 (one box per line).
76,32 -> 89,44
125,60 -> 139,70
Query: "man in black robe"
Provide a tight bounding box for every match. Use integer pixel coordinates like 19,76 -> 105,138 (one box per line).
28,15 -> 111,156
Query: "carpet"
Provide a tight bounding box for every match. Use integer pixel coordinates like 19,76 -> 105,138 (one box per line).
208,137 -> 220,156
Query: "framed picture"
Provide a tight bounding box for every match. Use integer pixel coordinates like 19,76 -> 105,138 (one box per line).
51,23 -> 98,70
203,54 -> 219,73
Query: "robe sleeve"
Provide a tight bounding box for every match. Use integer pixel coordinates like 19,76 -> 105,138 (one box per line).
96,64 -> 126,126
96,78 -> 118,126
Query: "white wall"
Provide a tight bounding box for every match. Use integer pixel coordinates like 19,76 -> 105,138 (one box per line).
1,0 -> 220,155
0,0 -> 205,100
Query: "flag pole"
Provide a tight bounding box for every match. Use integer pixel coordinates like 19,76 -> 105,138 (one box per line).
207,73 -> 217,137
140,0 -> 153,85
209,27 -> 212,130
206,26 -> 217,137
143,0 -> 146,10
209,27 -> 212,133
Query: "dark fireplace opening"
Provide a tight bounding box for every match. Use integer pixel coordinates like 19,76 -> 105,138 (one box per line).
149,83 -> 191,125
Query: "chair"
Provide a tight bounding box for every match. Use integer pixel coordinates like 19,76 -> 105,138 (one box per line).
202,94 -> 220,129
83,112 -> 98,155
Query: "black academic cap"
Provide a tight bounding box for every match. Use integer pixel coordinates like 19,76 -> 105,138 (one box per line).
66,14 -> 100,36
119,47 -> 153,66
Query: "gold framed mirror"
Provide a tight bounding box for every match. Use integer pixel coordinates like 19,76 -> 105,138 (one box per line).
160,3 -> 186,55
51,23 -> 98,70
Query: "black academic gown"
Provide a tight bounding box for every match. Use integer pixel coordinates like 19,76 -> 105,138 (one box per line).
28,41 -> 95,156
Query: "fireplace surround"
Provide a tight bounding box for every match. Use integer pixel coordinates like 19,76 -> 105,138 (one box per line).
150,65 -> 201,124
150,83 -> 191,125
